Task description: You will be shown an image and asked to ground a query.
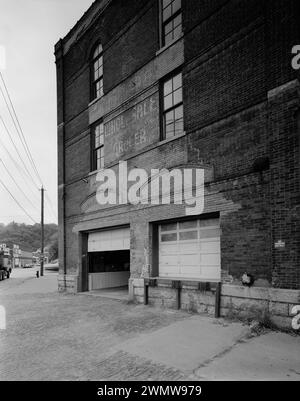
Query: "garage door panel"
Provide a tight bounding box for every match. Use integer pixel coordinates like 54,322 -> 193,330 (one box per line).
160,254 -> 178,265
160,264 -> 180,276
199,240 -> 220,253
159,243 -> 178,255
200,266 -> 221,280
88,228 -> 130,252
178,241 -> 198,253
179,266 -> 201,278
179,253 -> 200,266
199,219 -> 219,228
199,228 -> 220,239
200,253 -> 220,266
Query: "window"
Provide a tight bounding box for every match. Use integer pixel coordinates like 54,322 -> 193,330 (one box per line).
161,0 -> 182,46
91,122 -> 104,171
162,72 -> 183,139
91,44 -> 104,101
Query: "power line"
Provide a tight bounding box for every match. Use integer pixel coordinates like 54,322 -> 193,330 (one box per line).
0,72 -> 56,224
0,133 -> 40,203
0,82 -> 37,181
0,159 -> 40,213
0,115 -> 39,189
0,127 -> 56,221
0,71 -> 43,186
0,176 -> 38,224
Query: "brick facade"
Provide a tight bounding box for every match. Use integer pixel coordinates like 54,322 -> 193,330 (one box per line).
55,0 -> 300,326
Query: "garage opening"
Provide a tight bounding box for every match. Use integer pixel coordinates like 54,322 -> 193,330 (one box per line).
158,218 -> 220,281
88,227 -> 130,290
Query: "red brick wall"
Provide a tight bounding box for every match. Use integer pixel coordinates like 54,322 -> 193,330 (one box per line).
56,0 -> 300,289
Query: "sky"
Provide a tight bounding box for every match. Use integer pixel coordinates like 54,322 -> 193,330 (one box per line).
0,0 -> 94,225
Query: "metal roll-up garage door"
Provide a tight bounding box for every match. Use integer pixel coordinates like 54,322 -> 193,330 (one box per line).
87,227 -> 130,291
88,227 -> 130,252
159,218 -> 220,281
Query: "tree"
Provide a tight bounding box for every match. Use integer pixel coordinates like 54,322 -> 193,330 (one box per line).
47,239 -> 58,262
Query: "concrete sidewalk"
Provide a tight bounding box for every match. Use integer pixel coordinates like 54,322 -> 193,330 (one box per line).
115,316 -> 300,380
115,316 -> 248,372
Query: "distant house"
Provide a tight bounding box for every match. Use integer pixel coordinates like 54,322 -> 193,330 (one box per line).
33,249 -> 49,265
19,250 -> 34,268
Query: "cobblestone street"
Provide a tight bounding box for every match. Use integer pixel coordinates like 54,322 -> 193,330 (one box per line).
0,269 -> 299,381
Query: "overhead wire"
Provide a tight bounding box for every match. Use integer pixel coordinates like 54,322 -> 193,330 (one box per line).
0,71 -> 43,186
0,176 -> 38,224
0,72 -> 57,222
0,158 -> 40,213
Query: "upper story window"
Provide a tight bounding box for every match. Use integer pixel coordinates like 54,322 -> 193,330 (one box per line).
91,44 -> 104,101
162,71 -> 183,140
161,0 -> 182,46
91,121 -> 104,171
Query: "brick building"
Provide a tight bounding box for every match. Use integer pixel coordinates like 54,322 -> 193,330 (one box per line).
55,0 -> 300,327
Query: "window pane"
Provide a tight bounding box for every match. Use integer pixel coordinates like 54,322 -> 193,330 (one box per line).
174,119 -> 183,135
94,62 -> 100,80
166,123 -> 174,138
161,233 -> 177,242
173,73 -> 182,90
96,79 -> 104,97
95,134 -> 100,148
94,123 -> 104,147
165,32 -> 174,45
175,105 -> 183,120
161,223 -> 177,232
164,93 -> 173,110
200,219 -> 219,227
173,25 -> 182,40
163,4 -> 172,21
173,13 -> 182,28
98,155 -> 104,169
163,0 -> 172,9
172,0 -> 181,14
96,148 -> 104,170
93,44 -> 102,59
200,228 -> 220,239
164,20 -> 173,35
164,78 -> 173,96
165,109 -> 174,125
173,88 -> 182,105
179,231 -> 198,240
179,220 -> 197,229
165,109 -> 174,138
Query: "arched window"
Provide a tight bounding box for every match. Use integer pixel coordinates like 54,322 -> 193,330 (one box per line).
91,43 -> 103,100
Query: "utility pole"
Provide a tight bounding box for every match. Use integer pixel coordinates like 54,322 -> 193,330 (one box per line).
40,186 -> 44,277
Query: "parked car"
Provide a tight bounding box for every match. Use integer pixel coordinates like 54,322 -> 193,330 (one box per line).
0,251 -> 12,281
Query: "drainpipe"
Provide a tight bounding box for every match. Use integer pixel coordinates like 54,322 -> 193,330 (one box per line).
215,282 -> 221,318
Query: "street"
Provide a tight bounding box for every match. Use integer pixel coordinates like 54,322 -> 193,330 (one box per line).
0,268 -> 299,381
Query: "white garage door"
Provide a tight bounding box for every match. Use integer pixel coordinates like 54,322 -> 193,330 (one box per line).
159,219 -> 220,281
88,227 -> 130,252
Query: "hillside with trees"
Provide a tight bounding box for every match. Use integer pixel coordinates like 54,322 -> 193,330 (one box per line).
0,222 -> 58,258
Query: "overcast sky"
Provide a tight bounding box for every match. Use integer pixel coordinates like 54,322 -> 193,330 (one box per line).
0,0 -> 94,225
